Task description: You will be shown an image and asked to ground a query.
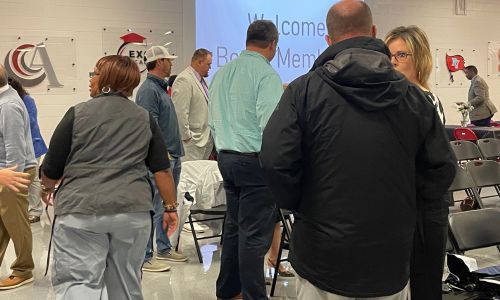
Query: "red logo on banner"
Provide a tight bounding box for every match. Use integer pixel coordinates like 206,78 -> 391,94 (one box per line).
446,54 -> 466,83
446,54 -> 465,72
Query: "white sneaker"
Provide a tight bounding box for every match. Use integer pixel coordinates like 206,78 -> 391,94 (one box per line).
182,223 -> 205,233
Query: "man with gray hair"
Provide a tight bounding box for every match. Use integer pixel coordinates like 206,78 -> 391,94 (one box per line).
209,20 -> 283,300
261,1 -> 455,299
0,63 -> 37,290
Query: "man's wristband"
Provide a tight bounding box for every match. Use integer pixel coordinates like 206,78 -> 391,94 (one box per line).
163,202 -> 178,212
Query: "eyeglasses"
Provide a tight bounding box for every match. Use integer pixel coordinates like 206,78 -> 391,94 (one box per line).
89,71 -> 100,78
390,51 -> 412,63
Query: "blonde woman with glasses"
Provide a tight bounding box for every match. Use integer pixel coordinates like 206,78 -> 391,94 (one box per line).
385,26 -> 445,124
385,26 -> 448,300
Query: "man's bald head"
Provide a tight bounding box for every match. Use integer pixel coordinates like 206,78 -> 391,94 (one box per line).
0,64 -> 7,87
326,0 -> 374,44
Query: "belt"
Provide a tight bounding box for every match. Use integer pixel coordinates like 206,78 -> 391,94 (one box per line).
220,150 -> 260,158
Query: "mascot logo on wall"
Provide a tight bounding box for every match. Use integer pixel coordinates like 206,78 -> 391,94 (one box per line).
4,43 -> 63,88
446,54 -> 465,83
117,33 -> 148,73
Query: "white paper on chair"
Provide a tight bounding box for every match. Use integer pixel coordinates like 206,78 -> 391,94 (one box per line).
451,254 -> 479,272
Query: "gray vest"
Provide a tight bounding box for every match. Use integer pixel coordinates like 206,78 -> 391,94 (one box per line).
54,95 -> 153,216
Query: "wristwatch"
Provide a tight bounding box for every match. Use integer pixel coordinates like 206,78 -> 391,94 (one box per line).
163,202 -> 178,212
41,185 -> 54,193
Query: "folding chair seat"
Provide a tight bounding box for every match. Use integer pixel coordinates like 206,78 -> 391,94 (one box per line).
454,127 -> 478,143
477,138 -> 500,161
466,160 -> 500,205
447,164 -> 483,208
270,209 -> 294,297
185,192 -> 226,263
449,140 -> 483,163
448,208 -> 500,254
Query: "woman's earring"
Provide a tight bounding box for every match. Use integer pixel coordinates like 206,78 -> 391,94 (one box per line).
102,86 -> 111,94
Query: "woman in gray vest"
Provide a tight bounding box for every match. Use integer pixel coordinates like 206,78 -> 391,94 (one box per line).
40,55 -> 178,300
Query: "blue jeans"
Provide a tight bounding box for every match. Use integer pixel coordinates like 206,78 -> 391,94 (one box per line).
144,157 -> 181,261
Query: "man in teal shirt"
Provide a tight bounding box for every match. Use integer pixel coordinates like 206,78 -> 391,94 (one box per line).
209,20 -> 283,300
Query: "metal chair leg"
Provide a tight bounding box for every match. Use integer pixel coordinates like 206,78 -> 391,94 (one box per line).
270,219 -> 287,297
189,214 -> 203,263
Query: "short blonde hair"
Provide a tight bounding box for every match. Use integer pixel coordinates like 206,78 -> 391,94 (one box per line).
385,26 -> 432,90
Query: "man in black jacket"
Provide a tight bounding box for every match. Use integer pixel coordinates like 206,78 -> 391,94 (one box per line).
260,1 -> 456,299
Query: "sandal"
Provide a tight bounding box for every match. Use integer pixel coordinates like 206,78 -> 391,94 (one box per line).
267,257 -> 295,277
28,215 -> 40,223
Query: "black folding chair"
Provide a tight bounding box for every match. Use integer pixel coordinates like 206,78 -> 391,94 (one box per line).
184,192 -> 226,263
466,160 -> 500,205
448,208 -> 500,254
447,165 -> 483,208
449,140 -> 483,163
477,138 -> 500,161
270,209 -> 294,297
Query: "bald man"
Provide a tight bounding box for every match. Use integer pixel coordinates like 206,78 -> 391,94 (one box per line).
261,1 -> 455,299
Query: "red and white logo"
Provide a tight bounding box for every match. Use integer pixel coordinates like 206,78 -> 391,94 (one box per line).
446,54 -> 466,83
4,43 -> 63,88
117,33 -> 148,73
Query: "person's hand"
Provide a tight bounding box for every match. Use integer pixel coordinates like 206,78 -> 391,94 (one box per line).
0,166 -> 30,192
41,187 -> 54,206
163,211 -> 179,237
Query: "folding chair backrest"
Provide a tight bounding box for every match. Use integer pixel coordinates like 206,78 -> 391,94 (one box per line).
465,160 -> 500,188
448,165 -> 477,191
449,140 -> 483,161
454,128 -> 478,142
477,138 -> 500,160
448,208 -> 500,252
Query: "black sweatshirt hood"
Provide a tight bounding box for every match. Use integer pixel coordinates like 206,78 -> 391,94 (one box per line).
312,36 -> 409,112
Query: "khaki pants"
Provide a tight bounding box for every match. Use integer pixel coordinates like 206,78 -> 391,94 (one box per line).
297,275 -> 409,300
0,167 -> 36,278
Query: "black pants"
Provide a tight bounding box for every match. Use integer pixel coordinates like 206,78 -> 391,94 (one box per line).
471,115 -> 493,127
215,152 -> 276,300
410,196 -> 449,300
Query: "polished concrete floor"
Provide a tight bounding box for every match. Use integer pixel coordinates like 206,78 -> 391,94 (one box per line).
0,210 -> 297,300
1,194 -> 499,300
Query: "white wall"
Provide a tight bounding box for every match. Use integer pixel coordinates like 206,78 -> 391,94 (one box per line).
2,0 -> 499,142
366,0 -> 500,125
0,0 -> 194,141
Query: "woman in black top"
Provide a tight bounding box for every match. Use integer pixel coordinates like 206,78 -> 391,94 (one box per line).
40,55 -> 178,300
385,26 -> 449,300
